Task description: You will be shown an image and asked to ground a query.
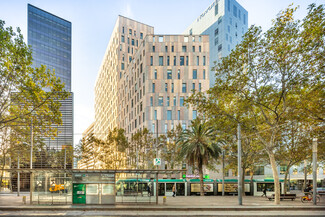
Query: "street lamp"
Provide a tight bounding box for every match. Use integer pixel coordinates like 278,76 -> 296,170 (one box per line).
238,123 -> 242,205
312,138 -> 317,205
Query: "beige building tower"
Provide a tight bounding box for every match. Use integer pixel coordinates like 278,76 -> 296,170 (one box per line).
95,16 -> 154,139
120,35 -> 209,136
94,16 -> 209,169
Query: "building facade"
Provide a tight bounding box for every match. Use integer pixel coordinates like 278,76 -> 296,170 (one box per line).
28,4 -> 73,151
120,34 -> 209,136
184,0 -> 248,87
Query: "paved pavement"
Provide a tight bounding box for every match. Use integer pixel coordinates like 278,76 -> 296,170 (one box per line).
0,192 -> 324,216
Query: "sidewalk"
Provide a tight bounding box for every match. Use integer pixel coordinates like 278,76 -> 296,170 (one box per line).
0,192 -> 324,209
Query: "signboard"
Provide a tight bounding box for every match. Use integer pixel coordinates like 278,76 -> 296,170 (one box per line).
191,183 -> 213,193
154,158 -> 161,165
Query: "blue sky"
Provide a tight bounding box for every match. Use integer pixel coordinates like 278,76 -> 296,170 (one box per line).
0,0 -> 320,145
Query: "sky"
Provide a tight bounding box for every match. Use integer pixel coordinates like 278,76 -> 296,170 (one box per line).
0,0 -> 321,146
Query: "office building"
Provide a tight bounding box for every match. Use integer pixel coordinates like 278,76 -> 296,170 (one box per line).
94,15 -> 209,169
28,4 -> 73,151
184,0 -> 248,87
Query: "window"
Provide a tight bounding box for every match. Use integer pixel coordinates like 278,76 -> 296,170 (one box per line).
143,112 -> 145,122
192,83 -> 195,90
165,83 -> 168,92
152,83 -> 155,93
154,110 -> 157,120
153,36 -> 155,42
159,36 -> 163,42
193,69 -> 197,79
193,110 -> 197,119
230,36 -> 232,43
180,97 -> 184,106
140,32 -> 143,39
189,29 -> 193,35
230,17 -> 232,25
134,30 -> 136,36
158,97 -> 163,106
243,14 -> 246,25
171,83 -> 174,93
203,69 -> 206,79
218,44 -> 222,51
165,124 -> 168,133
186,56 -> 189,66
173,56 -> 176,65
150,97 -> 153,106
167,56 -> 170,66
171,46 -> 174,52
154,69 -> 157,79
226,34 -> 228,41
184,36 -> 188,42
199,46 -> 201,52
228,25 -> 230,33
214,28 -> 219,36
167,110 -> 172,120
177,70 -> 180,79
203,56 -> 206,66
152,46 -> 155,52
254,166 -> 265,175
239,10 -> 241,20
228,44 -> 230,51
159,56 -> 163,66
165,46 -> 168,52
121,35 -> 125,42
182,83 -> 187,93
129,29 -> 132,35
199,36 -> 202,42
215,37 -> 219,46
150,56 -> 153,66
121,63 -> 124,70
192,46 -> 195,52
177,110 -> 180,120
122,26 -> 125,34
182,123 -> 186,131
167,70 -> 172,79
152,123 -> 155,133
196,56 -> 199,66
127,37 -> 130,44
199,83 -> 202,92
215,2 -> 218,15
233,5 -> 237,17
174,96 -> 176,106
182,46 -> 187,52
180,56 -> 184,66
132,39 -> 134,46
218,17 -> 222,24
167,96 -> 170,106
227,0 -> 230,11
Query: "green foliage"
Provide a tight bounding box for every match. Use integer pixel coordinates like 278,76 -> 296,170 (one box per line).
187,4 -> 325,203
177,118 -> 221,195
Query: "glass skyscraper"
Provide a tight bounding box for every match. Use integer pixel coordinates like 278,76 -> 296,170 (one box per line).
28,4 -> 73,153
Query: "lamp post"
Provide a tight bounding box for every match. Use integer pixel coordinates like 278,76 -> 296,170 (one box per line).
238,123 -> 242,205
222,150 -> 225,196
30,116 -> 34,205
312,138 -> 317,205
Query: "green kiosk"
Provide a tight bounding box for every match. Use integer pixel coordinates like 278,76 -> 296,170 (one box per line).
72,173 -> 115,204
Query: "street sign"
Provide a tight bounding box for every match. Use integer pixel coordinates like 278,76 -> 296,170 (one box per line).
154,158 -> 161,165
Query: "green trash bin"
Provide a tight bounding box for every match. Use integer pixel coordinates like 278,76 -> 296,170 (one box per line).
73,183 -> 86,204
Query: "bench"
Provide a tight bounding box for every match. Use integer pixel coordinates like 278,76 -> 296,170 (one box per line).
229,192 -> 238,196
267,194 -> 296,201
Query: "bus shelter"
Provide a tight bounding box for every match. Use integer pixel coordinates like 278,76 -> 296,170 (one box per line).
4,168 -> 186,205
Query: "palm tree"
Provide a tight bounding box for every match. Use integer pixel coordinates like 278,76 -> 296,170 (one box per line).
177,118 -> 221,196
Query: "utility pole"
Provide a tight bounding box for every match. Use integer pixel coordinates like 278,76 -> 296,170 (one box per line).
304,160 -> 307,191
156,119 -> 158,170
222,150 -> 225,196
312,138 -> 317,205
30,118 -> 33,205
17,153 -> 20,197
238,123 -> 242,205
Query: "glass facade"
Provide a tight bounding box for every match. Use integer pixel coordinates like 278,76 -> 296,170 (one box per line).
28,4 -> 71,91
27,4 -> 73,154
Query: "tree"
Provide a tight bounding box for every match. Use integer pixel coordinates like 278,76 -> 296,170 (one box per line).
177,118 -> 221,196
187,4 -> 325,204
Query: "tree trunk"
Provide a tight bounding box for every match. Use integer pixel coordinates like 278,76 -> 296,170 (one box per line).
242,167 -> 246,197
283,165 -> 291,194
0,155 -> 6,193
250,170 -> 254,196
198,160 -> 204,196
269,151 -> 280,204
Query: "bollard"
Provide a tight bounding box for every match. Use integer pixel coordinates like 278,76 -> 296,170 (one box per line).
163,196 -> 167,205
22,196 -> 26,205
